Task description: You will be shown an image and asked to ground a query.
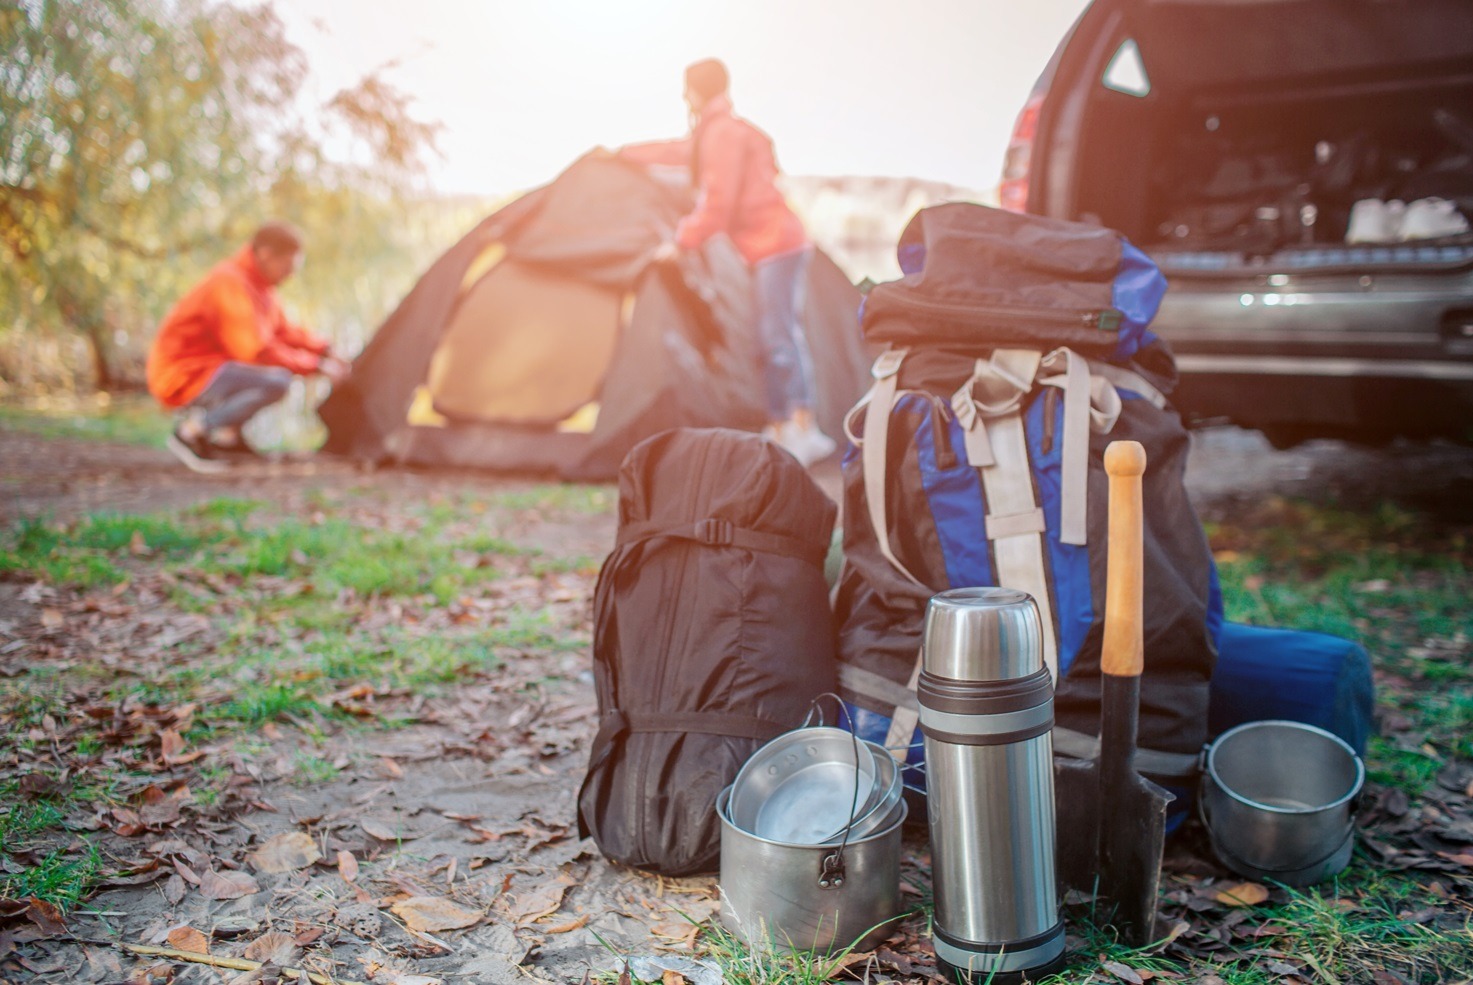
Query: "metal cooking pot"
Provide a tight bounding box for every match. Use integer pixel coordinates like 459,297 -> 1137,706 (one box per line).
1200,720 -> 1364,886
837,739 -> 903,842
717,785 -> 905,953
727,726 -> 878,844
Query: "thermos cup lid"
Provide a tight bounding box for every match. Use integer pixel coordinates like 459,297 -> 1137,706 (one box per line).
922,587 -> 1044,683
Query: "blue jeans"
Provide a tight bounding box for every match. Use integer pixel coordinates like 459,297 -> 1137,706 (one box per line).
753,246 -> 816,421
189,362 -> 292,431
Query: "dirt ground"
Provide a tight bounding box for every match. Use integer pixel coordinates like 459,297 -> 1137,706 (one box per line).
3,426 -> 1472,985
9,425 -> 1473,528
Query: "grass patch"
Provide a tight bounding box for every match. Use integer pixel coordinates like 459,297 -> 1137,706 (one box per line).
1051,866 -> 1473,985
0,396 -> 171,448
3,497 -> 519,608
290,752 -> 342,786
1208,498 -> 1473,798
213,683 -> 325,727
0,779 -> 107,912
0,842 -> 104,911
0,483 -> 592,923
1,511 -> 224,588
490,484 -> 613,515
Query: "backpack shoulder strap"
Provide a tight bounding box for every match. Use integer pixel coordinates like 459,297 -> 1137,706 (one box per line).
857,348 -> 928,589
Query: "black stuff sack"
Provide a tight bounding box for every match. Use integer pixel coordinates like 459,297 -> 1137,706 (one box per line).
577,427 -> 839,875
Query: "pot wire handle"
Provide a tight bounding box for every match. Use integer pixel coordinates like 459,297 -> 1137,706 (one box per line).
804,692 -> 862,890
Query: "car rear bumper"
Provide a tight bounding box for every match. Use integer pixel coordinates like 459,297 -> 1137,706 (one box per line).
1151,268 -> 1473,442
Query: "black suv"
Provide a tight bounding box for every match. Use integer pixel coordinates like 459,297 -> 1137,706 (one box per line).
1001,0 -> 1473,447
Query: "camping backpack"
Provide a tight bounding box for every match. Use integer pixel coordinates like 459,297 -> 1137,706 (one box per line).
834,203 -> 1224,789
577,427 -> 839,875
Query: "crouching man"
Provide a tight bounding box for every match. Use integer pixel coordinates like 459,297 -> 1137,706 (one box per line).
146,221 -> 350,472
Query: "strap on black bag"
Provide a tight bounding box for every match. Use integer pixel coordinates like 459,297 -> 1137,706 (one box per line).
577,706 -> 787,838
616,517 -> 827,569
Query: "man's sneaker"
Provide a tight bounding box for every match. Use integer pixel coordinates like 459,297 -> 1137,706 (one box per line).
1399,197 -> 1470,241
1345,199 -> 1404,244
209,432 -> 267,461
166,428 -> 229,474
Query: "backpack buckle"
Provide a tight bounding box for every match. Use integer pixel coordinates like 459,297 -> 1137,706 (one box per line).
872,348 -> 908,380
696,517 -> 734,546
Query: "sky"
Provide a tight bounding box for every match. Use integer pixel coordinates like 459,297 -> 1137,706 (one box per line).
274,0 -> 1091,198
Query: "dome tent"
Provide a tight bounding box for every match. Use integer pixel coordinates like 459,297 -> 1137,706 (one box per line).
319,152 -> 871,480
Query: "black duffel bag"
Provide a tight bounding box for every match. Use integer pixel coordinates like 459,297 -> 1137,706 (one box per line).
577,427 -> 838,875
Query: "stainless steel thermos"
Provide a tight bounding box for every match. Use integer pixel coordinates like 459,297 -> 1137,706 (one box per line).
921,587 -> 1065,983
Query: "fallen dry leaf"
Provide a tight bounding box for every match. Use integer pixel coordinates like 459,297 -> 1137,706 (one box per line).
1103,960 -> 1144,984
199,868 -> 259,901
391,896 -> 483,933
19,773 -> 60,800
243,930 -> 296,965
40,608 -> 63,629
506,883 -> 569,928
166,926 -> 209,954
1214,881 -> 1270,906
159,728 -> 206,766
662,972 -> 686,985
338,850 -> 359,883
248,831 -> 322,874
1157,920 -> 1190,946
362,818 -> 398,841
821,950 -> 876,977
17,898 -> 66,937
172,860 -> 200,886
542,913 -> 590,935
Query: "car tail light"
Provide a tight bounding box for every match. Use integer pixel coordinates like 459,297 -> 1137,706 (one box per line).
1000,92 -> 1044,214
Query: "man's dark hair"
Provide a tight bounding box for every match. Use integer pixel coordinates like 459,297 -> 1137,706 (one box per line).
684,58 -> 729,102
251,220 -> 303,255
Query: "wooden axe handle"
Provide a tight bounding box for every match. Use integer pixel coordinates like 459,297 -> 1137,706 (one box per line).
1103,441 -> 1146,679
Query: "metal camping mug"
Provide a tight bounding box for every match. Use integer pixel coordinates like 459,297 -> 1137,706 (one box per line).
920,588 -> 1065,984
1200,720 -> 1364,886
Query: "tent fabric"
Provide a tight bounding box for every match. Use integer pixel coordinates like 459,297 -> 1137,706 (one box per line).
320,152 -> 871,479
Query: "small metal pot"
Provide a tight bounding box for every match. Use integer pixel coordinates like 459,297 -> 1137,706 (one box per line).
728,726 -> 878,844
837,740 -> 903,842
717,786 -> 905,953
1201,720 -> 1364,886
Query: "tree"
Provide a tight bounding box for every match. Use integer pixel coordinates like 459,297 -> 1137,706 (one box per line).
0,0 -> 440,390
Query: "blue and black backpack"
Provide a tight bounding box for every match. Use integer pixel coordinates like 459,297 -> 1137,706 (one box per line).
834,203 -> 1224,792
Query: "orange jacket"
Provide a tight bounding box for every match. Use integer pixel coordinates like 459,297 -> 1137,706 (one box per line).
621,94 -> 807,265
147,245 -> 329,408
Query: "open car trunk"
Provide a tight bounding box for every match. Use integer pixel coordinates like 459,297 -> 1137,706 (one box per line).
1067,0 -> 1473,275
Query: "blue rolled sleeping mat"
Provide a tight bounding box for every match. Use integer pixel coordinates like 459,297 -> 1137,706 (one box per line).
1208,621 -> 1375,757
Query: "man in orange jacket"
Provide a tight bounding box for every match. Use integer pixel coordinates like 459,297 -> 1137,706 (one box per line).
619,59 -> 836,466
147,222 -> 349,472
